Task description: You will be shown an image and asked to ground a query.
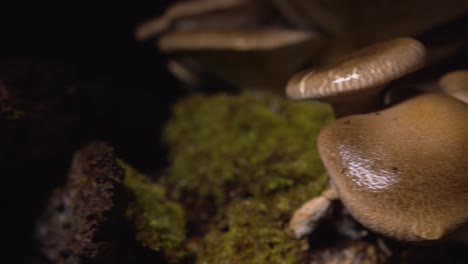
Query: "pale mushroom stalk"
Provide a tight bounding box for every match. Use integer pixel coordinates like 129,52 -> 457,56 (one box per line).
286,37 -> 426,117
327,85 -> 385,117
438,69 -> 468,103
289,187 -> 338,239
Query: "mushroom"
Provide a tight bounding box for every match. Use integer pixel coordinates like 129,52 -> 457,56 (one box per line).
158,29 -> 317,52
286,37 -> 426,117
136,0 -> 468,92
438,69 -> 468,103
290,93 -> 468,241
158,29 -> 324,91
135,0 -> 266,41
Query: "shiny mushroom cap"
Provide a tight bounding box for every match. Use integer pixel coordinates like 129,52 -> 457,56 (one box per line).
438,69 -> 468,103
318,93 -> 468,241
286,37 -> 426,117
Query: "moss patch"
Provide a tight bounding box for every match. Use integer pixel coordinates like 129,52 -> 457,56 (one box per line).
119,160 -> 186,262
161,92 -> 334,263
163,92 -> 334,206
198,177 -> 328,264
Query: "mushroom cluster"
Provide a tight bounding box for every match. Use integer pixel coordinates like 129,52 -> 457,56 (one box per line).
288,37 -> 468,242
135,0 -> 324,91
135,0 -> 468,91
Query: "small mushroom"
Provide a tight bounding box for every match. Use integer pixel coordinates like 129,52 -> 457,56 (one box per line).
438,69 -> 468,103
289,187 -> 338,239
286,37 -> 426,117
302,94 -> 468,242
158,29 -> 324,91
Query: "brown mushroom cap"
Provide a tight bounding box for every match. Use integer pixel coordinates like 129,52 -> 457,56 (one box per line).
318,93 -> 468,241
286,37 -> 426,116
156,29 -> 323,91
438,69 -> 468,103
158,29 -> 316,52
135,0 -> 257,41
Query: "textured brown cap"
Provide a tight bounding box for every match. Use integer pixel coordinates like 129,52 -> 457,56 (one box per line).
318,94 -> 468,241
286,37 -> 426,100
438,69 -> 468,103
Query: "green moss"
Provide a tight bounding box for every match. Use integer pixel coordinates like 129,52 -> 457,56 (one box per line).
197,176 -> 329,264
162,92 -> 334,263
163,92 -> 334,206
119,160 -> 186,261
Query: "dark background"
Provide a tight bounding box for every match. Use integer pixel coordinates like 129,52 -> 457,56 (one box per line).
0,1 -> 185,262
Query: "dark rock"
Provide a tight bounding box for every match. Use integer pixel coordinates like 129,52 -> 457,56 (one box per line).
36,141 -> 128,264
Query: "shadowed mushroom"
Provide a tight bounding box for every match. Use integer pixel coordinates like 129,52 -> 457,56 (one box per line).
159,29 -> 317,51
286,37 -> 426,117
438,69 -> 468,103
159,29 -> 324,91
136,0 -> 468,92
290,93 -> 468,242
135,0 -> 267,41
271,0 -> 468,61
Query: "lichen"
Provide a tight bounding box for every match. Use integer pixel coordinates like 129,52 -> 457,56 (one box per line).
119,160 -> 186,262
163,92 -> 334,206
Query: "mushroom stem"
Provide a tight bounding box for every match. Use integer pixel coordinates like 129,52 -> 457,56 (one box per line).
288,187 -> 338,239
438,69 -> 468,103
326,85 -> 384,118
